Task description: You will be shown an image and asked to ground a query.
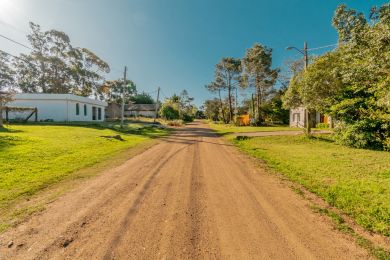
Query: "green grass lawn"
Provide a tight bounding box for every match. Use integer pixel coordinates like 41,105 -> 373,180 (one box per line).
0,123 -> 170,214
209,122 -> 298,135
232,135 -> 390,236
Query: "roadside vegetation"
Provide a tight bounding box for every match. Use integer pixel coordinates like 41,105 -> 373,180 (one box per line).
159,90 -> 197,125
209,123 -> 296,135
283,4 -> 390,150
230,135 -> 390,237
0,122 -> 170,231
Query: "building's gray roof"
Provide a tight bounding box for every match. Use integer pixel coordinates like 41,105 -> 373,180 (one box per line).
126,104 -> 157,111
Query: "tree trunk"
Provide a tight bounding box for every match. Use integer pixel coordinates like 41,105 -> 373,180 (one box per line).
218,89 -> 226,123
305,109 -> 312,135
256,87 -> 262,125
228,85 -> 233,123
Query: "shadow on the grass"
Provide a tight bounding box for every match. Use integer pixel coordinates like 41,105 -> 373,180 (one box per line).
5,121 -> 171,139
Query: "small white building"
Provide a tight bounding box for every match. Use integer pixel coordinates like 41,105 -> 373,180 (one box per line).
290,106 -> 331,128
6,93 -> 107,122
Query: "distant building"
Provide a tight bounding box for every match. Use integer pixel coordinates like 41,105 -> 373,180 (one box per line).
105,103 -> 122,119
126,104 -> 158,118
5,93 -> 107,122
290,107 -> 331,128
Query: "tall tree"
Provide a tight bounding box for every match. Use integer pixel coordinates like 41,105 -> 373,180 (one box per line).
204,98 -> 221,121
99,79 -> 136,104
332,4 -> 367,44
243,44 -> 278,125
206,57 -> 242,123
131,92 -> 155,104
205,81 -> 226,123
0,51 -> 15,127
14,22 -> 109,96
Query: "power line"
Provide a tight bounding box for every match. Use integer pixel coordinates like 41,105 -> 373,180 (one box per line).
0,49 -> 38,68
0,33 -> 32,50
307,43 -> 338,51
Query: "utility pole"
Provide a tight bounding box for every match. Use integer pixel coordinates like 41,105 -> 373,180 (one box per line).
153,87 -> 160,123
303,41 -> 308,70
120,66 -> 127,128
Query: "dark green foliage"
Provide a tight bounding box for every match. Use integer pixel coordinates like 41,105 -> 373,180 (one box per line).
160,104 -> 180,120
131,92 -> 155,104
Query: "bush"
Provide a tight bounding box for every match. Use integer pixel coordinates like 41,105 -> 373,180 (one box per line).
182,113 -> 194,122
160,104 -> 180,120
316,123 -> 329,129
334,120 -> 388,150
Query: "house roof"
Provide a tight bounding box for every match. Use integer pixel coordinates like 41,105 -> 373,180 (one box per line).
14,93 -> 107,107
126,104 -> 157,111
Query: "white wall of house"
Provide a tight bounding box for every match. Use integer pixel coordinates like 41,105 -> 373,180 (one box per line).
6,93 -> 107,122
290,107 -> 306,128
290,107 -> 330,128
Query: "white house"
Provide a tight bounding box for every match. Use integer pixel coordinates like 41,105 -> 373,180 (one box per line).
6,93 -> 107,122
290,106 -> 331,128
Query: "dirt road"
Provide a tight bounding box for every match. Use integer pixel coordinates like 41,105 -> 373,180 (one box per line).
0,121 -> 369,259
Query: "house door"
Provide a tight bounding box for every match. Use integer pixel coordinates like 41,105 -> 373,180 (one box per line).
92,106 -> 97,120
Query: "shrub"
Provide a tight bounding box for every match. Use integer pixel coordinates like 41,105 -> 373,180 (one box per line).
316,123 -> 329,129
182,113 -> 194,122
334,120 -> 388,150
160,104 -> 180,120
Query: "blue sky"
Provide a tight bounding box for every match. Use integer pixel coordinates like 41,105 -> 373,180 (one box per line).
0,0 -> 387,106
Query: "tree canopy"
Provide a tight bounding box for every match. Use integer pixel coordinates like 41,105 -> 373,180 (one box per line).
8,22 -> 110,98
283,3 -> 390,150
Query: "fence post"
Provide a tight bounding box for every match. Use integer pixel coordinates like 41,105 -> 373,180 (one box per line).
35,108 -> 38,122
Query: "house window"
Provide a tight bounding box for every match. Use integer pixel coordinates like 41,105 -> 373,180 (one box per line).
293,113 -> 300,122
84,104 -> 87,116
92,107 -> 97,120
76,103 -> 80,115
98,107 -> 102,120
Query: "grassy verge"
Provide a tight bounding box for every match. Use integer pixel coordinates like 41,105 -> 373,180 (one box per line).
228,135 -> 390,237
0,123 -> 171,229
209,122 -> 299,135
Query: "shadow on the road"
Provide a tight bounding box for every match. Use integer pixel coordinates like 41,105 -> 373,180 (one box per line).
159,125 -> 234,147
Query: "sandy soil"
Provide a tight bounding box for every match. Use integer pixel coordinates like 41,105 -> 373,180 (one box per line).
0,121 -> 369,259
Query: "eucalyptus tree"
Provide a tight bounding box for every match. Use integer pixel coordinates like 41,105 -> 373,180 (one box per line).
14,22 -> 110,96
0,51 -> 15,127
99,79 -> 137,104
206,57 -> 242,123
242,44 -> 278,125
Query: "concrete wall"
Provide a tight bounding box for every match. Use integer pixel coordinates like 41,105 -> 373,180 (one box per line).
126,111 -> 156,118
